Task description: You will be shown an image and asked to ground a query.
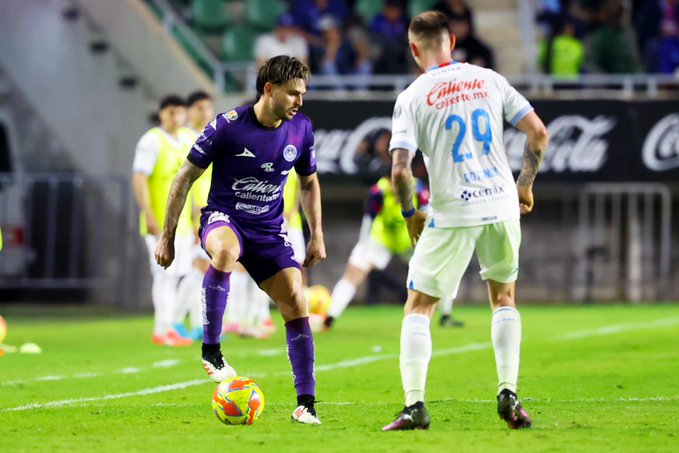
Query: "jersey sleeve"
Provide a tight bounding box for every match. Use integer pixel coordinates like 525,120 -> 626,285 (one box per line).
389,93 -> 418,154
132,131 -> 160,175
364,185 -> 384,219
187,116 -> 223,169
499,74 -> 533,126
294,119 -> 317,176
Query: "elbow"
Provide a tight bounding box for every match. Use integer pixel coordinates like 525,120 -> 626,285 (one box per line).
532,124 -> 549,144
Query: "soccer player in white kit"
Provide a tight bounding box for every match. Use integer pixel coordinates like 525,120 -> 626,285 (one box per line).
382,11 -> 549,431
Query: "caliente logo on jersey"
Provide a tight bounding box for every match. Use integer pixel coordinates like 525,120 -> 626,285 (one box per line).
283,145 -> 297,162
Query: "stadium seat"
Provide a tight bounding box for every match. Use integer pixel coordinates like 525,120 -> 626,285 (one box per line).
221,25 -> 257,62
408,0 -> 438,18
191,0 -> 231,32
245,0 -> 287,31
355,0 -> 384,25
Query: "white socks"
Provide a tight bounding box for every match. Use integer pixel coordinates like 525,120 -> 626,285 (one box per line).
225,271 -> 248,325
439,296 -> 454,316
327,278 -> 356,319
400,313 -> 432,406
152,273 -> 178,336
175,269 -> 204,329
491,306 -> 522,394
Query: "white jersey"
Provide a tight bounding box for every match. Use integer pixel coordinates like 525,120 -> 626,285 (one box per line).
390,62 -> 533,227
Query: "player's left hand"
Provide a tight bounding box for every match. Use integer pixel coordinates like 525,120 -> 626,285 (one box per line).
406,210 -> 428,246
303,234 -> 326,267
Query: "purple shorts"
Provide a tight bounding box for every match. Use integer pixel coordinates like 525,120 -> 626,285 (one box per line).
199,210 -> 300,284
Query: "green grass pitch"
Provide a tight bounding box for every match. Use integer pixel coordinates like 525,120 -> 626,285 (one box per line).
1,304 -> 679,452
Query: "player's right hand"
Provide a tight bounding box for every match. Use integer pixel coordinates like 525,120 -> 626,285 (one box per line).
155,233 -> 175,269
406,210 -> 427,246
517,185 -> 534,214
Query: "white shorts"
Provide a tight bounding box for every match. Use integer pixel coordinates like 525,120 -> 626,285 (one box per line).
144,234 -> 194,277
407,219 -> 521,298
348,237 -> 400,271
288,226 -> 306,264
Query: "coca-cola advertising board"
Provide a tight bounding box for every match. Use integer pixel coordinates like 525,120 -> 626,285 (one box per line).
303,99 -> 679,182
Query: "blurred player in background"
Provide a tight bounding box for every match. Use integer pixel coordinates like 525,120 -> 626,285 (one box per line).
155,56 -> 326,424
132,95 -> 194,346
324,173 -> 462,330
172,90 -> 215,340
382,11 -> 548,431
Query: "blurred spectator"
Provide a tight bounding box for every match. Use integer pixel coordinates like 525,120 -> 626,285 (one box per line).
370,0 -> 409,74
433,0 -> 474,26
354,128 -> 392,184
450,18 -> 495,69
586,0 -> 640,73
659,20 -> 679,73
291,0 -> 349,38
254,13 -> 309,67
538,20 -> 585,78
313,15 -> 372,88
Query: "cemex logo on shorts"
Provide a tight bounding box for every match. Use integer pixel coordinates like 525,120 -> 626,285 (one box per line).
460,186 -> 505,202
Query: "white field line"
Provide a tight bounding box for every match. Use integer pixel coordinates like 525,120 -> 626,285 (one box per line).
2,317 -> 678,412
553,316 -> 679,340
1,349 -> 281,387
2,379 -> 207,412
1,359 -> 183,386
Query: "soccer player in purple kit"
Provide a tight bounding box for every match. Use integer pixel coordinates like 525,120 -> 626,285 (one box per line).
155,56 -> 326,425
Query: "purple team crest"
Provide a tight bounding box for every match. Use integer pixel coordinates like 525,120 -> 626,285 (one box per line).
283,145 -> 297,162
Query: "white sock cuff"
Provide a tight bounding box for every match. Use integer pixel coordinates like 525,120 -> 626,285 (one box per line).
403,313 -> 431,326
492,306 -> 520,318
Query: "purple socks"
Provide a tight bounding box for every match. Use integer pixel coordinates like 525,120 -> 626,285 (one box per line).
202,265 -> 230,344
285,317 -> 316,397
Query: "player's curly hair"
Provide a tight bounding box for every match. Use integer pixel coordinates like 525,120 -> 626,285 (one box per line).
256,55 -> 310,97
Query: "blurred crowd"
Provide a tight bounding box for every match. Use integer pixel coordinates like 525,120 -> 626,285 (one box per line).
164,0 -> 678,84
537,0 -> 679,77
169,0 -> 494,79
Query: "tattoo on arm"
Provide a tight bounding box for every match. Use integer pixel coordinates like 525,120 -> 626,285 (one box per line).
517,143 -> 543,187
163,161 -> 205,237
391,148 -> 415,211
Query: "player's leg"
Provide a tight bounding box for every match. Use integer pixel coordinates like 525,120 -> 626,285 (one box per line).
259,267 -> 320,425
325,238 -> 390,329
477,219 -> 531,429
438,295 -> 464,328
384,226 -> 475,431
200,219 -> 242,382
145,235 -> 191,346
223,263 -> 248,335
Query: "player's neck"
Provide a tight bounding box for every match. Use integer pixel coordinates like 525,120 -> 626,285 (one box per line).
253,100 -> 282,128
420,51 -> 453,72
191,121 -> 205,133
161,125 -> 180,138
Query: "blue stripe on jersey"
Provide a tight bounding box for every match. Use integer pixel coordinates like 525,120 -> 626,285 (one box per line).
510,105 -> 534,126
428,218 -> 436,228
408,280 -> 415,290
390,141 -> 418,153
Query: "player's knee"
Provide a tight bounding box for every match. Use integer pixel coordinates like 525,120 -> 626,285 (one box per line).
210,246 -> 239,268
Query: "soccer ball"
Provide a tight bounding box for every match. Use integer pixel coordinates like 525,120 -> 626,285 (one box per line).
304,285 -> 331,316
212,376 -> 265,425
0,315 -> 6,344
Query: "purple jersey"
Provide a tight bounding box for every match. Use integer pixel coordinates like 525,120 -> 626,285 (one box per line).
187,105 -> 316,231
